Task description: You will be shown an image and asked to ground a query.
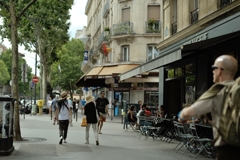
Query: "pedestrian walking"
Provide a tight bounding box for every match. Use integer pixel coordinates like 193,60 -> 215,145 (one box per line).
51,95 -> 59,125
84,95 -> 99,145
68,97 -> 73,127
96,91 -> 109,134
80,98 -> 86,115
47,97 -> 52,113
56,91 -> 73,144
178,55 -> 240,159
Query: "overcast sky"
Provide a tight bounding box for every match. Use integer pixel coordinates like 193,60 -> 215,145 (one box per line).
1,0 -> 88,76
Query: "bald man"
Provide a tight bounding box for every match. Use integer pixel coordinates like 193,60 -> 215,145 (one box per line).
179,55 -> 239,160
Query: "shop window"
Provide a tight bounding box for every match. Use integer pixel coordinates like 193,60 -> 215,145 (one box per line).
144,82 -> 158,88
167,69 -> 174,78
185,75 -> 196,104
147,45 -> 159,61
185,63 -> 194,74
144,91 -> 159,108
175,67 -> 184,77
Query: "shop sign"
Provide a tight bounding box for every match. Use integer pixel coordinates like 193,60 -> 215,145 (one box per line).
183,33 -> 209,45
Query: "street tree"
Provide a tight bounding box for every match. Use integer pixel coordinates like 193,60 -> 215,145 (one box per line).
0,59 -> 10,84
0,49 -> 32,96
0,0 -> 38,140
51,39 -> 84,99
18,0 -> 73,106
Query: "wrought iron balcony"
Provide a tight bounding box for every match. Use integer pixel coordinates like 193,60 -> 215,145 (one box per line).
220,0 -> 233,7
112,22 -> 133,36
98,31 -> 111,48
172,21 -> 177,35
191,8 -> 199,24
146,20 -> 161,33
103,0 -> 110,18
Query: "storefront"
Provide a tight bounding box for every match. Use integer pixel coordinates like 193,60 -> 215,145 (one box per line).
120,12 -> 240,117
161,13 -> 240,117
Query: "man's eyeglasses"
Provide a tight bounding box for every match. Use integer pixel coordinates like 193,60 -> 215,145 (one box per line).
212,66 -> 224,71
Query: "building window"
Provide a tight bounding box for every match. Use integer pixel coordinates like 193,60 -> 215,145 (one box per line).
190,0 -> 199,24
122,45 -> 129,61
147,4 -> 161,33
147,45 -> 159,61
220,0 -> 233,8
122,7 -> 130,23
172,0 -> 177,35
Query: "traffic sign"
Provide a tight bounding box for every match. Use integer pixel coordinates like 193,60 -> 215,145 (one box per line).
32,76 -> 39,84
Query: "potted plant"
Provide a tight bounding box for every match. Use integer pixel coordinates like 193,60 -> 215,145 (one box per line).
148,19 -> 157,25
104,27 -> 110,31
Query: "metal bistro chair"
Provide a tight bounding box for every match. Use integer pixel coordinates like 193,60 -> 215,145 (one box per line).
188,124 -> 213,159
173,121 -> 196,154
136,116 -> 151,139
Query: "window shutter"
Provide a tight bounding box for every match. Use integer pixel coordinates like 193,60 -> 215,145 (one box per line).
122,8 -> 130,22
148,5 -> 160,20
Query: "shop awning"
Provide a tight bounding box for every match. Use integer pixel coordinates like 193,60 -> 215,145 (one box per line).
75,74 -> 108,87
86,66 -> 103,76
76,64 -> 140,87
120,50 -> 181,81
181,30 -> 240,55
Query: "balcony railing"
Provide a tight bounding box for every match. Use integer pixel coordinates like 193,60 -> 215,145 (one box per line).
220,0 -> 233,7
103,0 -> 110,18
112,22 -> 133,36
98,31 -> 111,47
191,8 -> 199,24
146,20 -> 161,33
172,21 -> 177,35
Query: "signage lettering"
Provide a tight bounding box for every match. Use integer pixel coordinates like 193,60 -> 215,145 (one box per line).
183,33 -> 209,45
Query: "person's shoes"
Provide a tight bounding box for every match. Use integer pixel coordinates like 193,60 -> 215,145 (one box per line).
98,131 -> 102,134
53,123 -> 55,125
84,141 -> 89,144
64,139 -> 67,143
70,123 -> 73,127
59,136 -> 63,145
96,141 -> 99,145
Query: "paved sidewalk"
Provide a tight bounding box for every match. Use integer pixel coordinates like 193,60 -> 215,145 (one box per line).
2,112 -> 211,160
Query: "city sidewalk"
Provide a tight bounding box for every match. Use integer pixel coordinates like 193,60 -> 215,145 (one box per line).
2,112 -> 210,160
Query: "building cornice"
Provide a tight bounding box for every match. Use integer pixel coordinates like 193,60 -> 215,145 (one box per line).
85,0 -> 92,15
157,1 -> 240,50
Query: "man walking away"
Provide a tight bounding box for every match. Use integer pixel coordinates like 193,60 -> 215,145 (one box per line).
51,95 -> 59,125
56,91 -> 72,144
179,55 -> 240,160
96,91 -> 109,134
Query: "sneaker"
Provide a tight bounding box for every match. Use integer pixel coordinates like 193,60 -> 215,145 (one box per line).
64,139 -> 67,143
53,123 -> 55,125
59,136 -> 63,145
96,141 -> 99,145
98,131 -> 102,134
84,141 -> 89,144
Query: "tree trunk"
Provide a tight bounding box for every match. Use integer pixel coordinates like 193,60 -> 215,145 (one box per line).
9,0 -> 22,141
42,62 -> 47,106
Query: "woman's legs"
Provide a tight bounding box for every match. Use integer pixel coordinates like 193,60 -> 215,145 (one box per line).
85,124 -> 90,143
92,123 -> 99,141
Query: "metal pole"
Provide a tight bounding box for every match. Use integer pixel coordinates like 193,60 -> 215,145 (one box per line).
30,88 -> 32,116
34,53 -> 37,105
23,91 -> 25,119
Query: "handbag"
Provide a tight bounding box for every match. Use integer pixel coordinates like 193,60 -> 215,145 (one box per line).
81,117 -> 87,127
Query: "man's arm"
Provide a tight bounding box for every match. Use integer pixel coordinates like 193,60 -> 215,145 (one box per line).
179,107 -> 197,123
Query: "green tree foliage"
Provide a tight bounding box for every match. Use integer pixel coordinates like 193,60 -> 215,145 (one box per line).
51,39 -> 84,98
0,49 -> 33,95
0,59 -> 10,84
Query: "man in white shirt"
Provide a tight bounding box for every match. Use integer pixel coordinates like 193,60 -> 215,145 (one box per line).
56,91 -> 72,144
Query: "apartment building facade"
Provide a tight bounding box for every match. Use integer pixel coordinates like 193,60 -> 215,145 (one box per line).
77,0 -> 163,114
120,0 -> 240,117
